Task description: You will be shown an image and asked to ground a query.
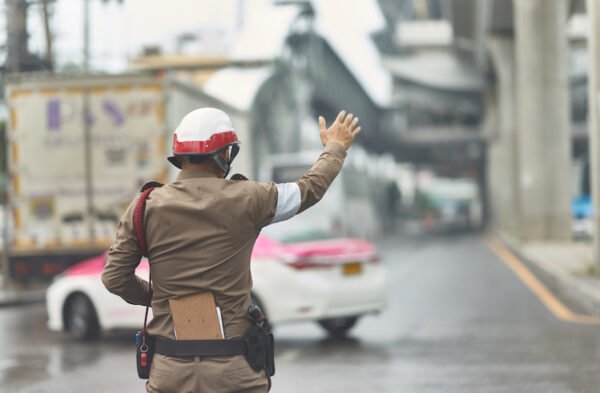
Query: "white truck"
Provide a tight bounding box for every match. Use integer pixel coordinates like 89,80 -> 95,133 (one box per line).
259,146 -> 389,239
3,73 -> 252,283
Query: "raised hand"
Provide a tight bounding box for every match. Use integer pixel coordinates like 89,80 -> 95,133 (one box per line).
318,110 -> 362,151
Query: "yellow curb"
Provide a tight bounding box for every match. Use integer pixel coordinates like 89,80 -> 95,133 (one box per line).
486,235 -> 600,325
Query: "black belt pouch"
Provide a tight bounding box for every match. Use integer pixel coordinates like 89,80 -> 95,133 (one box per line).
265,331 -> 275,376
244,325 -> 275,377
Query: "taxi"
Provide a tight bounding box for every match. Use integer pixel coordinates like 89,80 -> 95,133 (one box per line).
47,222 -> 388,340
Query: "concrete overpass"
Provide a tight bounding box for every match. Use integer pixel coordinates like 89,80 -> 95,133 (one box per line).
446,0 -> 586,240
135,0 -> 589,241
254,0 -> 588,241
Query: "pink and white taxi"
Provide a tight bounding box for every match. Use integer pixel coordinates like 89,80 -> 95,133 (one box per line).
47,224 -> 388,340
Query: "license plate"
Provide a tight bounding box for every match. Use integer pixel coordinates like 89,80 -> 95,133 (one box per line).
342,262 -> 363,276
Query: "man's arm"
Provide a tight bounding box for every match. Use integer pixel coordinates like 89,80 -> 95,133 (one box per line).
256,111 -> 361,227
101,198 -> 151,306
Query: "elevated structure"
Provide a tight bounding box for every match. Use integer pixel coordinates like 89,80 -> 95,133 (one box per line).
446,0 -> 585,240
130,0 -> 587,240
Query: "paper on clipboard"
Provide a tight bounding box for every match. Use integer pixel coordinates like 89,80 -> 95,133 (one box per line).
169,292 -> 224,340
216,306 -> 225,339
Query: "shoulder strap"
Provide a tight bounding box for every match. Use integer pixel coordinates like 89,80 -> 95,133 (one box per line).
132,183 -> 162,334
133,187 -> 156,257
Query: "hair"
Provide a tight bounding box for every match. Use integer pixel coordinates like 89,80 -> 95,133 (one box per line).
180,155 -> 211,165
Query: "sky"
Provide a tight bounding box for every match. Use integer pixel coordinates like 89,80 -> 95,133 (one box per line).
1,0 -> 392,105
20,0 -> 249,71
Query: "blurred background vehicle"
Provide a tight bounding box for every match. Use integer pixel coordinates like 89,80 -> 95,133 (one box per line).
256,219 -> 387,336
417,176 -> 482,233
46,254 -> 149,341
47,221 -> 387,340
259,150 -> 392,239
5,75 -> 167,283
3,73 -> 259,284
572,154 -> 593,240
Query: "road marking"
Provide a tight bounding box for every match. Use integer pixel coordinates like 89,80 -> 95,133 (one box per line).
486,236 -> 600,325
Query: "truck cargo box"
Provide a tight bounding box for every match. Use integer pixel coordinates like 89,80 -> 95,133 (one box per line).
5,74 -> 168,282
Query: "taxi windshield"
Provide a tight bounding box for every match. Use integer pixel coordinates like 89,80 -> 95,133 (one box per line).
262,221 -> 337,244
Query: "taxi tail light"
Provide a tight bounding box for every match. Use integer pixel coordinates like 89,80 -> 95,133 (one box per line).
285,257 -> 333,270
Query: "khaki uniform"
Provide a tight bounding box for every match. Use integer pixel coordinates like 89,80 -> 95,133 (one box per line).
102,142 -> 346,393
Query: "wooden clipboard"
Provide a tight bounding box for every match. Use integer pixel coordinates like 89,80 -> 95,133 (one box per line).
169,292 -> 224,340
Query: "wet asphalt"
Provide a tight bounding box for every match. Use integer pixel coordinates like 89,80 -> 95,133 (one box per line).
1,234 -> 600,393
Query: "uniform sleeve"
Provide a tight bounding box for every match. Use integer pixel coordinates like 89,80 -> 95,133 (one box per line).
250,182 -> 279,230
252,141 -> 347,229
295,141 -> 346,214
101,197 -> 151,306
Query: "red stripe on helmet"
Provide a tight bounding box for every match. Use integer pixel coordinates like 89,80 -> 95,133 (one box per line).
172,130 -> 238,155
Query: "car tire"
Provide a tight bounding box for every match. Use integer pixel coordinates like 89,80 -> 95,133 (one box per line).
65,293 -> 100,341
318,316 -> 359,337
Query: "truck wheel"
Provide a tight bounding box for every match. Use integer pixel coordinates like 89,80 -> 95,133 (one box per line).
318,316 -> 358,337
65,294 -> 100,341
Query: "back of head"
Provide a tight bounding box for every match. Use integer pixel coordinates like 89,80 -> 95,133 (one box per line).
168,108 -> 240,176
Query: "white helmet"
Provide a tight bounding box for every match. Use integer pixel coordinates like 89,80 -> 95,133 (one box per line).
168,108 -> 240,175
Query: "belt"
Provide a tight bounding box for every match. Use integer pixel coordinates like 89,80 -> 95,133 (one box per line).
155,338 -> 247,357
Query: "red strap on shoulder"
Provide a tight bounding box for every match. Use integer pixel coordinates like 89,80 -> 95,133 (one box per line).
132,185 -> 161,334
133,187 -> 156,257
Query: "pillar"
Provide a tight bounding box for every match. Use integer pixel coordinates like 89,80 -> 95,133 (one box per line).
514,0 -> 572,240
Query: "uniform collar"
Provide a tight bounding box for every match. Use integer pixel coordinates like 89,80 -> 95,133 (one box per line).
176,168 -> 221,181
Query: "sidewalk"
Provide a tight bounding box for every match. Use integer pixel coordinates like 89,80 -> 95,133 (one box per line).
497,232 -> 600,315
0,277 -> 46,307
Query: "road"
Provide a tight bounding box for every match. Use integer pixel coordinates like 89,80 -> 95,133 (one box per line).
2,234 -> 600,392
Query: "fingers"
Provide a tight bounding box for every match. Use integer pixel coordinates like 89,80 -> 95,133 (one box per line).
318,116 -> 327,132
343,113 -> 354,127
332,109 -> 361,139
335,110 -> 359,128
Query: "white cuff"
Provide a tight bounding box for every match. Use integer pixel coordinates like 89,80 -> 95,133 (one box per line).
270,183 -> 301,224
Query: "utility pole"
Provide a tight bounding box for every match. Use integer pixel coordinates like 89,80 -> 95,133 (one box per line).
41,0 -> 54,71
84,0 -> 91,72
588,0 -> 600,267
82,0 -> 96,243
81,0 -> 123,244
5,0 -> 30,73
3,0 -> 29,286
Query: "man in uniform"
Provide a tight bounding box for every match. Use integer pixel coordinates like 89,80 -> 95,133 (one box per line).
102,107 -> 361,392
